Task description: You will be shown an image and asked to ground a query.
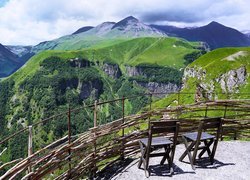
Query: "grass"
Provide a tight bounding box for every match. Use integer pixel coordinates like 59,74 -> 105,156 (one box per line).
9,37 -> 201,86
151,47 -> 250,109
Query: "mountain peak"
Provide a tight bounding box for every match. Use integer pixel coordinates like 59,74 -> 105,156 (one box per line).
112,16 -> 139,29
207,21 -> 224,27
123,16 -> 139,21
72,26 -> 94,35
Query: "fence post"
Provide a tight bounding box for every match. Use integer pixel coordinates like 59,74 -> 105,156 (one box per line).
94,100 -> 98,127
221,104 -> 228,141
68,105 -> 72,177
177,91 -> 180,106
204,105 -> 208,118
28,125 -> 33,173
92,100 -> 98,178
148,93 -> 152,127
121,96 -> 125,160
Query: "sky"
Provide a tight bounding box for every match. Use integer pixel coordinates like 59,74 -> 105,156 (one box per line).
0,0 -> 249,45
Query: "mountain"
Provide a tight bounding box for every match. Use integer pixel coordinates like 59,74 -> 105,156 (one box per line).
151,21 -> 250,49
0,45 -> 34,78
32,16 -> 166,53
0,43 -> 20,77
5,45 -> 32,57
72,26 -> 94,35
0,37 -> 205,164
242,30 -> 250,38
152,47 -> 250,108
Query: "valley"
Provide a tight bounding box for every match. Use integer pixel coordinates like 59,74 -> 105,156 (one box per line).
0,15 -> 249,178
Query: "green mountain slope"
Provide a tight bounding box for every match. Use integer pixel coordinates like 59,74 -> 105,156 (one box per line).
153,47 -> 250,108
11,37 -> 202,85
0,36 -> 206,168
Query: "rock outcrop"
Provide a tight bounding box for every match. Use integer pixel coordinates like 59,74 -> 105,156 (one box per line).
136,81 -> 180,95
102,63 -> 122,78
216,66 -> 247,93
125,66 -> 145,77
183,65 -> 248,101
78,79 -> 103,100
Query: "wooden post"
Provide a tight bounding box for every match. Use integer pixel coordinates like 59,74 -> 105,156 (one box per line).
221,104 -> 228,141
234,130 -> 237,140
177,91 -> 180,106
67,105 -> 72,177
121,96 -> 125,160
28,126 -> 33,173
94,100 -> 97,127
204,105 -> 208,118
92,100 -> 98,177
149,93 -> 152,111
148,93 -> 152,127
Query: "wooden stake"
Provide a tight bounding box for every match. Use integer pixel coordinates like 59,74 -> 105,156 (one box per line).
121,96 -> 125,160
28,126 -> 32,173
68,105 -> 71,177
93,100 -> 98,178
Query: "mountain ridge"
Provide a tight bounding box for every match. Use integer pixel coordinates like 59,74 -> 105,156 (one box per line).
150,21 -> 250,49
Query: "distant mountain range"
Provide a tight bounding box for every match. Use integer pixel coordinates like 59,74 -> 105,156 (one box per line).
242,30 -> 250,38
31,16 -> 165,53
0,45 -> 33,77
151,21 -> 250,49
0,43 -> 19,77
1,16 -> 250,78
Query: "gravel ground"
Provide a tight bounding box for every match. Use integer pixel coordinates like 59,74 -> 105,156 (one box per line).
99,141 -> 250,180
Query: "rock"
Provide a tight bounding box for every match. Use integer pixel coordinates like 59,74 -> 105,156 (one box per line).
216,66 -> 247,93
102,63 -> 122,78
183,66 -> 206,85
136,81 -> 180,95
78,79 -> 103,100
125,66 -> 145,77
69,58 -> 91,68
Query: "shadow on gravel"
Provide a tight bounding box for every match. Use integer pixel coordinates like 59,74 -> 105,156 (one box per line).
148,163 -> 195,177
96,158 -> 135,180
195,158 -> 235,169
181,157 -> 235,169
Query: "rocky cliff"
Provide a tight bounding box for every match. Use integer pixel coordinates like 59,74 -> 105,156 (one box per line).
102,63 -> 122,78
183,63 -> 248,101
136,81 -> 180,95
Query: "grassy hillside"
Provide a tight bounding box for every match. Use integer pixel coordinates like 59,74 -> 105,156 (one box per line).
11,37 -> 202,85
152,47 -> 250,108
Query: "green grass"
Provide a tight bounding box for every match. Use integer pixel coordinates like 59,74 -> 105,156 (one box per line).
190,47 -> 250,79
151,47 -> 250,109
9,37 -> 201,86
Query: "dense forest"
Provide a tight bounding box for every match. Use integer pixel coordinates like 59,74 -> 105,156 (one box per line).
0,56 -> 152,168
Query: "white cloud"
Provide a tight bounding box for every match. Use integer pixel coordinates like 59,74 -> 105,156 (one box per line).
0,0 -> 249,45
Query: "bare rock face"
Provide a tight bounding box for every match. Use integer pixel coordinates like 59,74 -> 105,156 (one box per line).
69,58 -> 91,68
183,65 -> 247,102
102,63 -> 122,78
125,66 -> 145,77
136,81 -> 180,95
183,66 -> 206,84
78,79 -> 103,100
216,66 -> 247,93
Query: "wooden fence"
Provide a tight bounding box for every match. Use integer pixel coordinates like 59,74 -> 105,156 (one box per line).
0,94 -> 249,179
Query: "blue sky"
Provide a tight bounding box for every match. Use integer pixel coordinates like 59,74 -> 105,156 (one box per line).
0,0 -> 249,45
0,0 -> 8,7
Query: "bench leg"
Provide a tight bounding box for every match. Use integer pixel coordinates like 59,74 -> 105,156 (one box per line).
198,139 -> 213,159
180,137 -> 196,170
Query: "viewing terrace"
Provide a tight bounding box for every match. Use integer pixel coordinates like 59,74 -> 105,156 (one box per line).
0,92 -> 249,179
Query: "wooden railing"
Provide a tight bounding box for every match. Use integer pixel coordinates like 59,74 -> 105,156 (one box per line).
0,93 -> 250,179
